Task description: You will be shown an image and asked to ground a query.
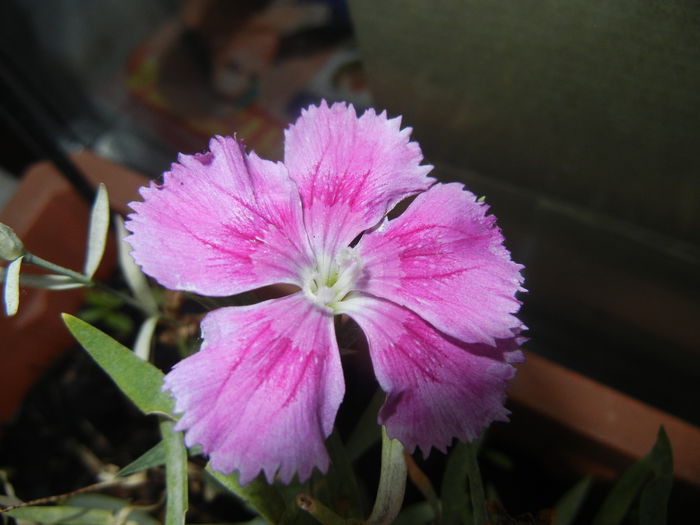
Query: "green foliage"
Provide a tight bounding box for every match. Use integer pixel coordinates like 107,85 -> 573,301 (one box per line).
6,495 -> 161,525
208,468 -> 287,524
2,255 -> 21,316
161,419 -> 189,525
80,288 -> 134,337
117,441 -> 167,478
592,427 -> 673,525
62,313 -> 172,415
553,477 -> 593,525
83,183 -> 110,279
115,216 -> 158,313
7,505 -> 137,525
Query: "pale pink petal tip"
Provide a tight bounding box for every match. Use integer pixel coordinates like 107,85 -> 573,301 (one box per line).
163,295 -> 344,484
343,297 -> 522,455
125,135 -> 311,297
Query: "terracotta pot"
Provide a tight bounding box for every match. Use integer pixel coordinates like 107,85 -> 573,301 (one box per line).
0,151 -> 147,424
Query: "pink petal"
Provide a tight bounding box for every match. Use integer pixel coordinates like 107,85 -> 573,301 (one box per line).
126,136 -> 312,296
163,294 -> 344,484
284,101 -> 434,255
356,183 -> 524,346
340,296 -> 522,455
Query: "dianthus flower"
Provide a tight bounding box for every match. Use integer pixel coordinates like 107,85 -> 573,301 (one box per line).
126,101 -> 524,485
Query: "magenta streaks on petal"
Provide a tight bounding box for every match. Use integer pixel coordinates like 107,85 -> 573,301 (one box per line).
284,100 -> 434,255
125,136 -> 312,296
341,295 -> 521,455
356,183 -> 524,346
163,294 -> 343,484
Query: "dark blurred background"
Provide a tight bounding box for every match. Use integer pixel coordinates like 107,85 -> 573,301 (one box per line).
0,0 -> 698,453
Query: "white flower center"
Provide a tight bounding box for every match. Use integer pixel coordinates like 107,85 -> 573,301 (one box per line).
302,247 -> 363,312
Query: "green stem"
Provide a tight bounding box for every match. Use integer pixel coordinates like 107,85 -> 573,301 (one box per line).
366,427 -> 407,525
24,252 -> 154,316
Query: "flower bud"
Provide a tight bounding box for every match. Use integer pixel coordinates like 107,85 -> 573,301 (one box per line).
0,222 -> 25,261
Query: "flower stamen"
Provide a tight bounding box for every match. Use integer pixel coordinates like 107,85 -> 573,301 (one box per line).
303,247 -> 363,312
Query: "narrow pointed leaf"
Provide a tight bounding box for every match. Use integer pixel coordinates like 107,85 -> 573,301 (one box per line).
84,183 -> 110,278
134,316 -> 159,361
23,273 -> 84,289
115,216 -> 158,313
441,442 -> 470,525
207,467 -> 286,524
1,267 -> 83,290
6,506 -> 116,525
117,441 -> 166,477
640,427 -> 673,525
117,442 -> 203,478
464,441 -> 488,525
62,313 -> 173,415
67,494 -> 162,525
554,477 -> 593,525
592,426 -> 673,525
3,255 -> 22,316
161,418 -> 188,525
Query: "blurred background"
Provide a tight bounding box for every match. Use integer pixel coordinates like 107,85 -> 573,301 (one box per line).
0,0 -> 698,516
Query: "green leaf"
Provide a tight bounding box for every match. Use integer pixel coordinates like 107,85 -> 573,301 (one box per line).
318,431 -> 365,519
115,216 -> 158,313
62,313 -> 173,415
117,442 -> 203,478
592,461 -> 649,525
3,255 -> 22,316
161,418 -> 189,525
6,506 -> 119,525
640,427 -> 673,525
0,269 -> 83,290
441,442 -> 470,525
592,426 -> 674,525
134,316 -> 159,361
207,467 -> 286,524
554,477 -> 593,525
67,494 -> 161,525
84,183 -> 110,278
117,441 -> 166,477
464,441 -> 488,525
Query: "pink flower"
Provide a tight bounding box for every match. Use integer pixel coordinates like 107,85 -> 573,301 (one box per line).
126,102 -> 525,485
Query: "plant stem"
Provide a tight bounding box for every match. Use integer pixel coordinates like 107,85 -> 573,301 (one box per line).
366,427 -> 407,525
24,252 -> 154,316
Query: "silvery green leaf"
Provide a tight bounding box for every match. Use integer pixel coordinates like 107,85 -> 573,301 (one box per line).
6,505 -> 116,525
0,222 -> 24,261
83,183 -> 110,278
1,267 -> 83,290
24,272 -> 83,290
134,315 -> 159,361
3,255 -> 22,316
115,216 -> 157,313
67,494 -> 161,525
